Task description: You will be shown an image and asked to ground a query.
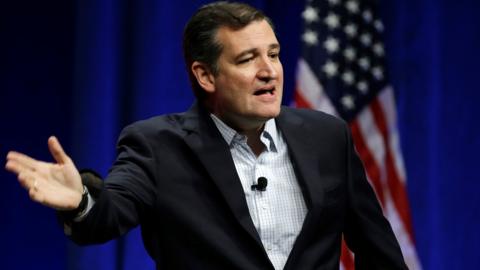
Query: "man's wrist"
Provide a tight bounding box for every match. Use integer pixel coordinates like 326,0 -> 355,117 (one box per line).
60,185 -> 89,220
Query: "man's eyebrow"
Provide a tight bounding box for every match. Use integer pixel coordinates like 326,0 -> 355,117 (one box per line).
269,43 -> 281,51
234,43 -> 281,61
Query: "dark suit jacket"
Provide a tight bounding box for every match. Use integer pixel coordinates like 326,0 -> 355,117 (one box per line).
66,103 -> 408,270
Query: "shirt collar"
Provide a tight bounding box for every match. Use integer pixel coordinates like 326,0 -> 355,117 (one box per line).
210,114 -> 279,152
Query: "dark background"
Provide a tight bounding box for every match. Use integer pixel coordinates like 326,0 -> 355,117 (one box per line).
1,0 -> 479,269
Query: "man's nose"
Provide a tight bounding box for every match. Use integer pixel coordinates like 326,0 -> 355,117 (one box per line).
257,57 -> 279,81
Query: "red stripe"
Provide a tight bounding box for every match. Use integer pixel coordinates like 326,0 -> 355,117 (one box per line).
369,98 -> 415,242
293,87 -> 314,109
349,120 -> 386,205
341,238 -> 355,270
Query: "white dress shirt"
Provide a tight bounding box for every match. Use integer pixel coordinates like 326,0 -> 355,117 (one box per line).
211,115 -> 308,270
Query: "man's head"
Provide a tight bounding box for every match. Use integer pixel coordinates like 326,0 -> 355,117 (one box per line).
183,1 -> 284,131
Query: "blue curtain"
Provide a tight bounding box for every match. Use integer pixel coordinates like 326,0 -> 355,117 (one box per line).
1,0 -> 479,269
382,0 -> 480,269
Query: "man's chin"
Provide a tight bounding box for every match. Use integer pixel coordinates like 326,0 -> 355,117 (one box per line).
257,107 -> 281,119
248,111 -> 280,124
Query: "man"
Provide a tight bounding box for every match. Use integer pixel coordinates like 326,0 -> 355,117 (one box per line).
5,2 -> 408,269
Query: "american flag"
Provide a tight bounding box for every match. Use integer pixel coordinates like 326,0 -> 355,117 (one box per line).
293,0 -> 422,269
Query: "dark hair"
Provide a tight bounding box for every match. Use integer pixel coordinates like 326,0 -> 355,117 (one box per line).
183,1 -> 273,99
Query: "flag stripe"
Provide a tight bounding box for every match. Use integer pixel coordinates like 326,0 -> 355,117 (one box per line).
295,59 -> 338,115
383,188 -> 422,269
350,120 -> 386,205
294,86 -> 315,109
377,87 -> 407,182
341,238 -> 355,270
355,104 -> 388,186
369,98 -> 415,240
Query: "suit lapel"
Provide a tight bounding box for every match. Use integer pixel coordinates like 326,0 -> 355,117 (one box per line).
276,108 -> 329,268
180,103 -> 264,249
276,108 -> 326,211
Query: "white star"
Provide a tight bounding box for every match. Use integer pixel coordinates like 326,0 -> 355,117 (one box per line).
357,80 -> 369,94
324,12 -> 340,29
342,70 -> 355,85
302,6 -> 319,23
341,95 -> 355,110
344,47 -> 357,61
345,0 -> 360,14
302,30 -> 318,45
324,37 -> 340,54
344,23 -> 358,38
358,57 -> 371,70
360,33 -> 373,46
363,9 -> 373,23
322,60 -> 339,78
373,43 -> 384,56
328,0 -> 340,5
374,20 -> 384,32
372,66 -> 384,80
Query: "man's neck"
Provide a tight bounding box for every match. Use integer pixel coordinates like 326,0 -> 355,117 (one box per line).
241,128 -> 265,157
210,111 -> 269,157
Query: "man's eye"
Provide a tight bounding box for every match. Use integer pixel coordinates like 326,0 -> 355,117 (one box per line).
269,53 -> 279,59
238,57 -> 253,64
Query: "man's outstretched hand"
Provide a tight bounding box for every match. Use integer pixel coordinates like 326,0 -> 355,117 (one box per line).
5,136 -> 83,210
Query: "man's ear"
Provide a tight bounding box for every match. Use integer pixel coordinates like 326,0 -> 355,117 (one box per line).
191,61 -> 215,93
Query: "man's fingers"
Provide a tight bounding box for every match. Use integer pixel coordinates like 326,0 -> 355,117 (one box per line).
6,156 -> 40,191
48,136 -> 69,164
28,186 -> 44,203
5,159 -> 23,175
17,171 -> 36,190
6,151 -> 37,172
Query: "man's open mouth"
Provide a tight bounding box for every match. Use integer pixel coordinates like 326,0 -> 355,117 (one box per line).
254,88 -> 275,96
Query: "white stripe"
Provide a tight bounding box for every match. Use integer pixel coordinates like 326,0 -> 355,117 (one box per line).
378,86 -> 407,182
295,58 -> 338,116
384,193 -> 423,270
356,106 -> 388,187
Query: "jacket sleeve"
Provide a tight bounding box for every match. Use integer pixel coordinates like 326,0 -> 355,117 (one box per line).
60,123 -> 158,245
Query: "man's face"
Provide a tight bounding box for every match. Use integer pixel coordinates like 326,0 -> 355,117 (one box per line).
209,19 -> 284,131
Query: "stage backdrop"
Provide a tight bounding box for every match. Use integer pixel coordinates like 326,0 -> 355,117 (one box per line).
1,0 -> 479,269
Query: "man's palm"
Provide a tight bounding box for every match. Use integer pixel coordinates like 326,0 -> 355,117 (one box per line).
5,136 -> 83,210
